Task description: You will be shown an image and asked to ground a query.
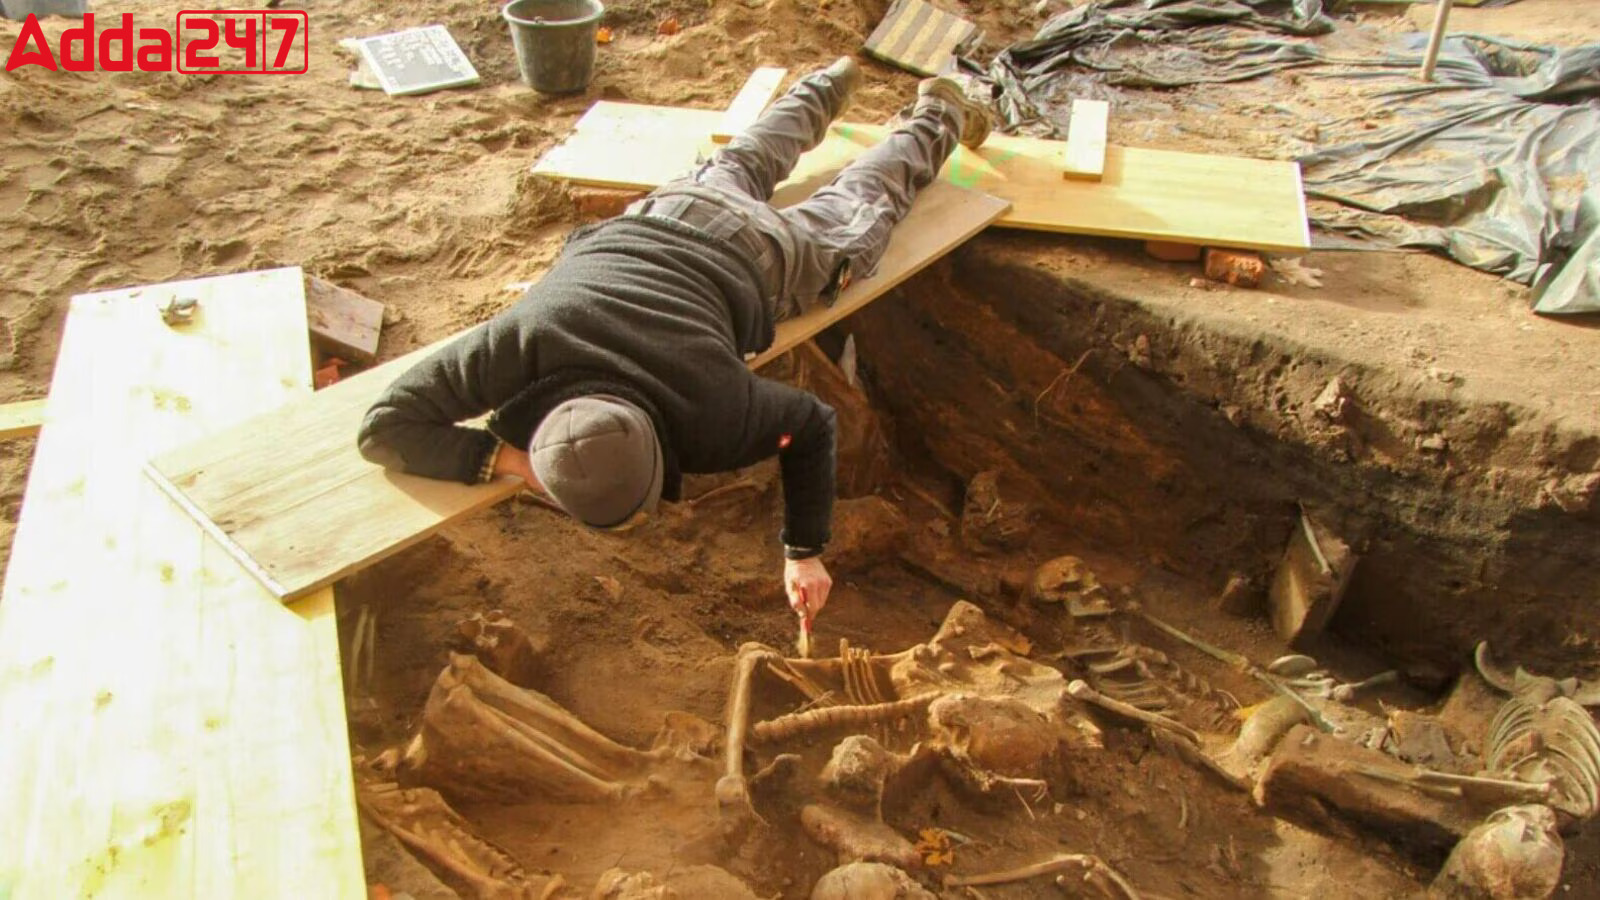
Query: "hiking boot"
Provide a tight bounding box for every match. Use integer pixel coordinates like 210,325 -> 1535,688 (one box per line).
917,76 -> 992,149
821,56 -> 862,103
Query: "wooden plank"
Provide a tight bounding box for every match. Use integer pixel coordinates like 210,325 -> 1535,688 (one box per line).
146,185 -> 1009,602
0,269 -> 363,899
530,101 -> 1311,253
864,0 -> 981,76
712,66 -> 788,144
1062,98 -> 1109,181
0,398 -> 46,440
306,276 -> 385,365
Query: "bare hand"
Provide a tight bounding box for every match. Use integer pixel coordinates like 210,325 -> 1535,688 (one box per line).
492,445 -> 538,488
784,556 -> 832,623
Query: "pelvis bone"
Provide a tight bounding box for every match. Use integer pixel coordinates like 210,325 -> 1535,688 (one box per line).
402,652 -> 712,803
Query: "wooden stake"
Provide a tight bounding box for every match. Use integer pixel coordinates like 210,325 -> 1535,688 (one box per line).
1062,99 -> 1109,181
1420,0 -> 1454,82
0,398 -> 46,440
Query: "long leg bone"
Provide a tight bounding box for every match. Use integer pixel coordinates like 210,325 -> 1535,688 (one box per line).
445,653 -> 653,773
943,853 -> 1140,899
718,644 -> 782,821
403,655 -> 667,803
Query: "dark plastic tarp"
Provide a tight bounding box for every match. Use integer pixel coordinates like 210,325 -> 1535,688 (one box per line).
982,0 -> 1600,314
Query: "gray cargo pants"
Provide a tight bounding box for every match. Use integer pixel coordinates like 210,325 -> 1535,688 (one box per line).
622,67 -> 963,322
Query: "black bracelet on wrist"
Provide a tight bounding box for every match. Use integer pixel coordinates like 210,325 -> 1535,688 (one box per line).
784,544 -> 823,561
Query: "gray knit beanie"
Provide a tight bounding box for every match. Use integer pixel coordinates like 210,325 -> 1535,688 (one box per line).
529,395 -> 663,529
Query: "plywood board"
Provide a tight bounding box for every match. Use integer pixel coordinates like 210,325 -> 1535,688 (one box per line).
1063,99 -> 1109,181
147,184 -> 1009,602
0,269 -> 362,898
0,397 -> 46,440
713,67 -> 788,144
307,275 -> 385,364
864,0 -> 981,76
530,101 -> 1311,252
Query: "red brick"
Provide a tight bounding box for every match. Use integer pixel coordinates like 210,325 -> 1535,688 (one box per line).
1204,248 -> 1266,288
1145,240 -> 1202,262
569,187 -> 645,221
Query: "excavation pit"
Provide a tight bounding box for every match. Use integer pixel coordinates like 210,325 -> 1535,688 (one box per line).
343,233 -> 1600,899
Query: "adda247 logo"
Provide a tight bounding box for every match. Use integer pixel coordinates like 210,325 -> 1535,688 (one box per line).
5,11 -> 308,74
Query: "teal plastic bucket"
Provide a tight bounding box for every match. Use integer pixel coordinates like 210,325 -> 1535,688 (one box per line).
503,0 -> 605,94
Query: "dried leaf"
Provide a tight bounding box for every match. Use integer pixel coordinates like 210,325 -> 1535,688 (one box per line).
1269,257 -> 1325,288
595,26 -> 614,44
914,827 -> 954,866
657,17 -> 680,36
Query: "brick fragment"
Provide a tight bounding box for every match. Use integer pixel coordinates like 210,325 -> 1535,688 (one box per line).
1204,248 -> 1266,287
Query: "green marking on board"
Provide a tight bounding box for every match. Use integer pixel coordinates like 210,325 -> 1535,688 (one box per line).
943,148 -> 1022,189
946,154 -> 979,189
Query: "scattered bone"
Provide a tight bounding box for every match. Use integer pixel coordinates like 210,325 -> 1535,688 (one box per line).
811,862 -> 936,900
1081,643 -> 1241,735
1476,642 -> 1600,826
1283,666 -> 1399,704
959,470 -> 1035,553
402,653 -> 705,803
1212,572 -> 1263,617
943,853 -> 1139,898
456,609 -> 540,687
1068,679 -> 1202,746
358,781 -> 553,900
1268,654 -> 1321,678
801,803 -> 921,869
1431,805 -> 1564,900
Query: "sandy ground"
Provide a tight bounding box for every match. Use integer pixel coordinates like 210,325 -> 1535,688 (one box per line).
3,0 -> 1599,897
